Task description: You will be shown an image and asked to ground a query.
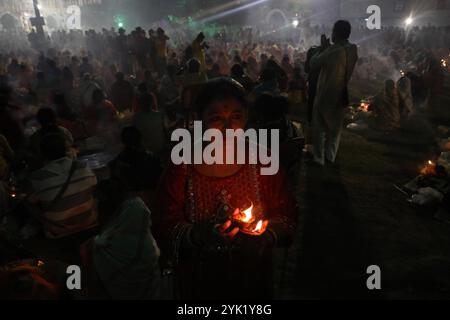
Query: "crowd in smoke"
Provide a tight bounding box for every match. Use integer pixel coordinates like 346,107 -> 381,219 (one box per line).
0,19 -> 449,299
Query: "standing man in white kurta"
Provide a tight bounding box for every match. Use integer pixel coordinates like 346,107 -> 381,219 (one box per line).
310,20 -> 358,166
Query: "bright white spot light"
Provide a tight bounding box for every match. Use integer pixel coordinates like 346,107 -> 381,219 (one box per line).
292,19 -> 299,27
118,22 -> 124,28
37,4 -> 42,10
405,17 -> 413,25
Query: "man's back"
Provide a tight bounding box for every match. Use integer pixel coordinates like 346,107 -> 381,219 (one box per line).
311,40 -> 358,111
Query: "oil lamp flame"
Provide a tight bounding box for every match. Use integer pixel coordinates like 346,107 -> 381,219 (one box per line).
253,220 -> 263,233
241,203 -> 254,222
420,160 -> 436,175
360,101 -> 369,112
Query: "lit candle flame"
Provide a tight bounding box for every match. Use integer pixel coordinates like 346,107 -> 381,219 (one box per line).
241,203 -> 253,223
253,220 -> 263,233
360,102 -> 369,112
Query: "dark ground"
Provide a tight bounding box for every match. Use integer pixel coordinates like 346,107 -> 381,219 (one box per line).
2,129 -> 450,299
275,131 -> 450,299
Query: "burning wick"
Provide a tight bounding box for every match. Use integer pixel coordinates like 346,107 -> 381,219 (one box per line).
253,220 -> 263,233
232,202 -> 266,235
360,101 -> 369,112
241,203 -> 254,223
420,160 -> 436,175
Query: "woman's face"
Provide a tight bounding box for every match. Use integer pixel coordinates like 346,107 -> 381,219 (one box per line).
202,98 -> 247,132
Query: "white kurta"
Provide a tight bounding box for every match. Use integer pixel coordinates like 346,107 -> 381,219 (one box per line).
310,39 -> 358,165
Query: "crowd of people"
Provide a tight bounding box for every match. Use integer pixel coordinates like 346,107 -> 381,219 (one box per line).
0,18 -> 449,299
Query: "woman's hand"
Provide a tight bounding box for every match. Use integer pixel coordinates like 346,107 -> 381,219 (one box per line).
215,220 -> 239,240
244,220 -> 269,236
189,219 -> 239,248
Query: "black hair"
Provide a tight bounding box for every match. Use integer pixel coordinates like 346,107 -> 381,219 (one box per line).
231,64 -> 244,77
121,126 -> 142,149
36,107 -> 57,128
333,20 -> 352,40
187,58 -> 201,73
195,78 -> 247,117
255,93 -> 289,119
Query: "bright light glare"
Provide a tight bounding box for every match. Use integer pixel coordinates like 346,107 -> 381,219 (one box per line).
118,22 -> 124,28
292,19 -> 299,27
37,4 -> 42,10
405,17 -> 413,25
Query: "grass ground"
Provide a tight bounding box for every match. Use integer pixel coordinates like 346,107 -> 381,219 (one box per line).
275,131 -> 450,299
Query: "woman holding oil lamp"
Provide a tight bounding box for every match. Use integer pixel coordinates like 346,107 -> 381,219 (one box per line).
153,79 -> 298,299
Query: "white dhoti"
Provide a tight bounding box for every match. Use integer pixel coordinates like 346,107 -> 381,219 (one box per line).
312,105 -> 345,166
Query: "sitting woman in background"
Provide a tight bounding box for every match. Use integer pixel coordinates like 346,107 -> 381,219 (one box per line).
397,75 -> 414,118
370,79 -> 401,132
81,179 -> 162,300
153,79 -> 298,300
85,89 -> 117,137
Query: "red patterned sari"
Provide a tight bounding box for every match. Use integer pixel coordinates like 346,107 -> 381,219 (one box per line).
153,162 -> 298,299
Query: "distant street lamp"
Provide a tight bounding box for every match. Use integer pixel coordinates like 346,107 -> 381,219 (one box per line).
405,16 -> 413,26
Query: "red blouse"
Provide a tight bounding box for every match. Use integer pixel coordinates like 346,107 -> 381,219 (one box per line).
153,162 -> 298,260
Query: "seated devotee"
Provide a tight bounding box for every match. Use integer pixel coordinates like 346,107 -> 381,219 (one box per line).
31,72 -> 50,106
251,68 -> 280,100
159,65 -> 179,106
28,107 -> 74,169
207,63 -> 222,80
79,57 -> 94,78
27,133 -> 98,240
79,73 -> 101,110
80,179 -> 162,299
287,67 -> 308,113
369,79 -> 401,132
397,75 -> 414,117
254,94 -> 299,143
230,63 -> 254,93
53,94 -> 89,143
132,95 -> 168,158
153,79 -> 298,300
134,82 -> 157,113
110,72 -> 134,112
109,126 -> 162,207
178,58 -> 208,88
85,89 -> 117,137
